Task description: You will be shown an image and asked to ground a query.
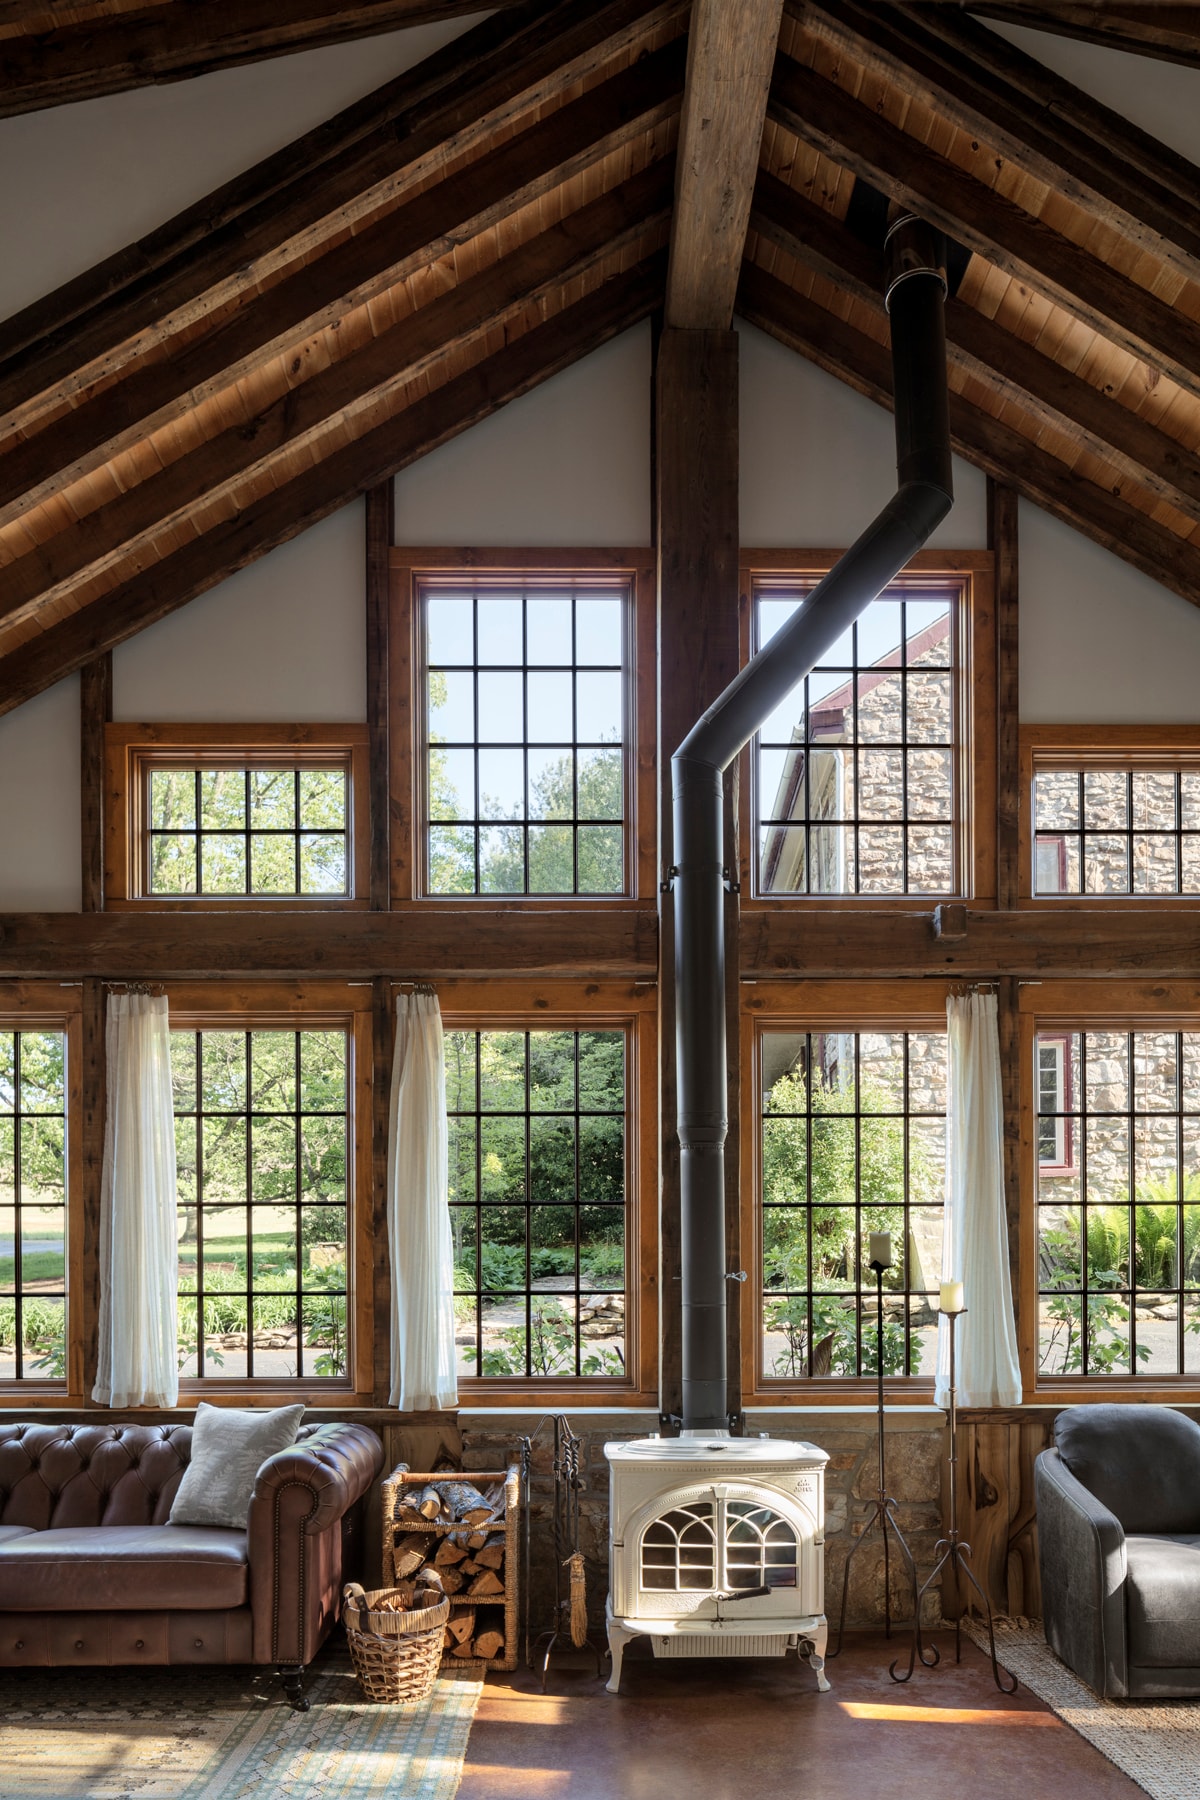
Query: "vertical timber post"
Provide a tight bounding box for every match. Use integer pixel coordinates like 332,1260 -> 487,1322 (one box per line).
80,653 -> 111,914
655,327 -> 741,1422
989,479 -> 1021,1304
366,483 -> 394,1400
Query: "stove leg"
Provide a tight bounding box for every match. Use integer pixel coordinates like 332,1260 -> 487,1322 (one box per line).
800,1625 -> 831,1693
606,1619 -> 636,1694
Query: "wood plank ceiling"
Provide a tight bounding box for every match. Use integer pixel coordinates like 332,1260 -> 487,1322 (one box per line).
2,0 -> 1200,713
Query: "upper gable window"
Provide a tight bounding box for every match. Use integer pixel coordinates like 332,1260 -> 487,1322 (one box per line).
105,727 -> 368,907
751,577 -> 963,898
420,574 -> 629,897
1034,767 -> 1200,896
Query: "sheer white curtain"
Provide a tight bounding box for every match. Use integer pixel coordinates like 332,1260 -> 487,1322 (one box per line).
93,992 -> 179,1407
388,991 -> 458,1410
935,990 -> 1022,1408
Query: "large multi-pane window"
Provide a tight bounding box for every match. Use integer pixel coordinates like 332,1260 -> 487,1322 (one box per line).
446,1027 -> 627,1380
758,1027 -> 946,1381
1033,767 -> 1200,896
421,575 -> 628,896
1037,1027 -> 1200,1379
753,579 -> 959,896
173,1028 -> 349,1383
0,1030 -> 67,1384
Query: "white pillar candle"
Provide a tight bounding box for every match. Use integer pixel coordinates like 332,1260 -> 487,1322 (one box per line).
939,1279 -> 965,1314
868,1231 -> 893,1269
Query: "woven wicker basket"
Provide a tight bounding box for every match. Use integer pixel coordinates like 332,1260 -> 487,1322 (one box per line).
342,1582 -> 450,1704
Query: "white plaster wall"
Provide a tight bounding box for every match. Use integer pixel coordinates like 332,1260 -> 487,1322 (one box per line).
1019,502 -> 1200,722
0,16 -> 488,322
0,679 -> 80,911
113,503 -> 366,722
393,323 -> 653,546
737,321 -> 988,549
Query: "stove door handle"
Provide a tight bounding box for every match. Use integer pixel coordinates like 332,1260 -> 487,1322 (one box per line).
717,1584 -> 772,1603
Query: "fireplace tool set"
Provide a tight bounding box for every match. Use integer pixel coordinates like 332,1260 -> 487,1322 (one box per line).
520,1414 -> 606,1689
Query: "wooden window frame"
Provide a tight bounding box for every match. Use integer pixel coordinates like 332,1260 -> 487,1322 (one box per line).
104,725 -> 370,910
1020,726 -> 1200,908
388,549 -> 657,907
738,551 -> 996,911
437,977 -> 657,1408
739,979 -> 952,1406
1020,980 -> 1200,1403
165,981 -> 375,1407
0,983 -> 83,1404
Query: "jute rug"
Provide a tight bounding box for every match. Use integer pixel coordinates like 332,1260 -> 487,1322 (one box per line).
0,1640 -> 483,1800
964,1617 -> 1200,1800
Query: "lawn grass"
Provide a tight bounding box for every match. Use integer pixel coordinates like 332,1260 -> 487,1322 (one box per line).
0,1251 -> 64,1286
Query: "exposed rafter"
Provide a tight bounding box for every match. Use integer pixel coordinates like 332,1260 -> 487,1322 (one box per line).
767,46 -> 1200,407
737,262 -> 1200,608
964,3 -> 1200,71
0,253 -> 667,712
0,0 -> 528,119
750,170 -> 1200,528
664,0 -> 784,329
801,0 -> 1200,287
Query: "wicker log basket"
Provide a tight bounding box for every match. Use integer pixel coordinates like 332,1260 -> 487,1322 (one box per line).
342,1580 -> 450,1704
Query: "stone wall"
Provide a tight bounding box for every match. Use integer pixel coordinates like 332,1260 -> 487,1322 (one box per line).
460,1408 -> 947,1647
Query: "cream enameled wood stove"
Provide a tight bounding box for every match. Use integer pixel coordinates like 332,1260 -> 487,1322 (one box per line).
604,1434 -> 830,1693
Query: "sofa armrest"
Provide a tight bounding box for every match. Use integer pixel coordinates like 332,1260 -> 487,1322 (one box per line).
1035,1445 -> 1128,1697
247,1423 -> 383,1665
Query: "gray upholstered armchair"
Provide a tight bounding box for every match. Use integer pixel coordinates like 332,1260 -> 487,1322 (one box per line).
1035,1403 -> 1200,1699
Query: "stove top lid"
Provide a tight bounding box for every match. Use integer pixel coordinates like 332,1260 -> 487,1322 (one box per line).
604,1436 -> 828,1464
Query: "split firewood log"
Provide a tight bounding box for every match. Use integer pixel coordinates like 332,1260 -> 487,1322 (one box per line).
474,1630 -> 505,1661
430,1477 -> 493,1522
465,1529 -> 488,1551
434,1538 -> 469,1566
393,1544 -> 426,1579
467,1569 -> 505,1598
451,1639 -> 477,1659
445,1608 -> 476,1644
475,1543 -> 505,1570
439,1568 -> 466,1595
458,1557 -> 480,1576
417,1485 -> 445,1520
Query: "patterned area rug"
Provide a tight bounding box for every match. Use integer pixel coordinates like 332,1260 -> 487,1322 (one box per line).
965,1618 -> 1200,1800
0,1640 -> 483,1800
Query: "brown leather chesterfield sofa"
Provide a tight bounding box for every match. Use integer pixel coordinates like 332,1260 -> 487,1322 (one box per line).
0,1419 -> 383,1708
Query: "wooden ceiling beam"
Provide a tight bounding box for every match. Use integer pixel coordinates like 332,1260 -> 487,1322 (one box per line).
750,170 -> 1200,527
0,906 -> 659,979
0,161 -> 673,628
964,4 -> 1200,72
737,261 -> 1200,609
664,0 -> 783,328
0,252 -> 666,713
0,0 -> 683,418
797,0 -> 1200,287
768,49 -> 1200,408
0,37 -> 684,527
0,3 -> 530,119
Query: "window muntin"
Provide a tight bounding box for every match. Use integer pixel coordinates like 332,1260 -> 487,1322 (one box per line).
447,1027 -> 627,1380
753,581 -> 958,897
421,576 -> 627,896
1034,767 -> 1200,896
173,1028 -> 349,1383
0,1030 -> 67,1384
759,1028 -> 946,1380
1037,1028 -> 1200,1380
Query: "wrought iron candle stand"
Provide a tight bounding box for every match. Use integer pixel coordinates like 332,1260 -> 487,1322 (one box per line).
891,1302 -> 1017,1692
520,1414 -> 606,1691
828,1238 -> 922,1661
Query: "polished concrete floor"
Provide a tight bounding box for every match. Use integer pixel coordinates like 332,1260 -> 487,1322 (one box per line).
457,1631 -> 1145,1800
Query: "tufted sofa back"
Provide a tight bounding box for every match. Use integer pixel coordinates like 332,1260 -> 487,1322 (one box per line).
0,1421 -> 324,1530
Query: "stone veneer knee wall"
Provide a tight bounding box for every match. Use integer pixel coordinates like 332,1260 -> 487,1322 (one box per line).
461,1409 -> 948,1641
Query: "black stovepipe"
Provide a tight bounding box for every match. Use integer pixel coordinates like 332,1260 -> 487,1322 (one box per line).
672,213 -> 954,1431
